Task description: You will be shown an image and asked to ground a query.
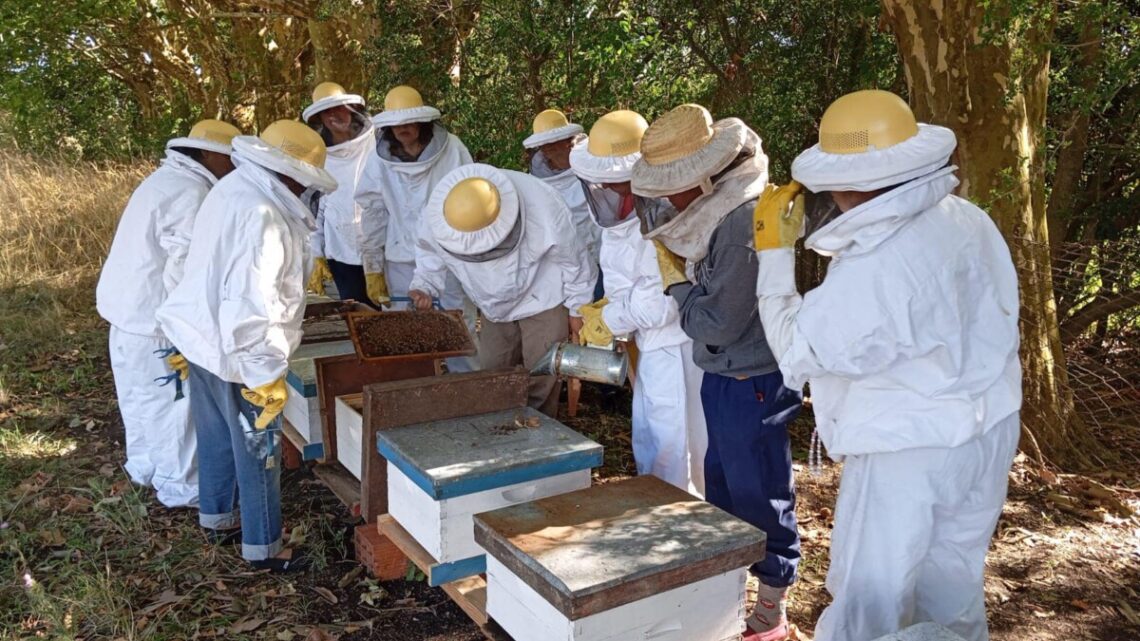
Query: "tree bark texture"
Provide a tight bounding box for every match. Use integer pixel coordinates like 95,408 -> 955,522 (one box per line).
881,0 -> 1101,467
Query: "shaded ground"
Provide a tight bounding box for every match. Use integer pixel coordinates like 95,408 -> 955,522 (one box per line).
2,328 -> 1138,640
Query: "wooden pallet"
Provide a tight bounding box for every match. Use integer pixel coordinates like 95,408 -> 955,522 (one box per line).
377,515 -> 511,640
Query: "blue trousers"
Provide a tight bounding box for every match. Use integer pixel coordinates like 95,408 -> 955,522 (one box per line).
327,259 -> 369,306
701,371 -> 801,587
188,364 -> 282,561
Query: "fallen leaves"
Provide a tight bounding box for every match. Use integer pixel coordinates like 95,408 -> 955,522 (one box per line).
229,617 -> 266,634
312,586 -> 338,604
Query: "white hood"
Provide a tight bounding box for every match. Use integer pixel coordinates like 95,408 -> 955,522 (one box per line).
311,124 -> 374,263
355,124 -> 473,270
806,166 -> 959,258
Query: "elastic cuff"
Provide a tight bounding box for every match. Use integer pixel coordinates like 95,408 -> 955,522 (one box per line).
200,510 -> 240,530
755,248 -> 797,296
242,538 -> 283,562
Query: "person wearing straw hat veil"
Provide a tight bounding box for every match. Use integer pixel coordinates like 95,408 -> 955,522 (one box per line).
97,118 -> 241,508
569,109 -> 708,495
157,120 -> 338,572
524,109 -> 601,295
630,103 -> 802,640
407,163 -> 596,416
301,81 -> 374,304
752,90 -> 1021,641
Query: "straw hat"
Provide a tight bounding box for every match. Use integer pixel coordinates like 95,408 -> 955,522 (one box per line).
166,119 -> 241,155
371,85 -> 442,129
523,109 -> 584,149
630,104 -> 748,197
791,90 -> 957,192
302,81 -> 366,123
231,120 -> 338,192
569,109 -> 648,184
425,164 -> 520,256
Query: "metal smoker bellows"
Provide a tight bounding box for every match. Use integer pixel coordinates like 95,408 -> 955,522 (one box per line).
530,342 -> 629,386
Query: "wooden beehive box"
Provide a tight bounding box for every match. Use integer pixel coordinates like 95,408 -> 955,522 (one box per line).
335,393 -> 364,479
376,407 -> 602,586
473,476 -> 766,641
283,340 -> 356,452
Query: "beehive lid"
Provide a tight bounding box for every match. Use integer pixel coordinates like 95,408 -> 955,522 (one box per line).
376,407 -> 602,499
286,340 -> 356,397
473,476 -> 766,620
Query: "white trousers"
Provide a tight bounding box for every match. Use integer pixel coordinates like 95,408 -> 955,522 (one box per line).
631,341 -> 708,496
108,326 -> 198,507
814,413 -> 1020,641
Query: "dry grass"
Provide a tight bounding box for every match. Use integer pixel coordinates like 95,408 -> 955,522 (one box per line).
0,152 -> 150,290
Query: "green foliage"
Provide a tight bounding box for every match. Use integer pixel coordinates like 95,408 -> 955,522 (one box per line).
367,0 -> 897,178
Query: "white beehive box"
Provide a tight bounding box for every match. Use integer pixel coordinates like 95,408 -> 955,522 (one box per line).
334,394 -> 364,479
283,340 -> 355,448
473,476 -> 766,641
376,407 -> 602,586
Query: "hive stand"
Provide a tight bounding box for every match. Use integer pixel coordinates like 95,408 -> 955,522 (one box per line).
364,368 -> 531,637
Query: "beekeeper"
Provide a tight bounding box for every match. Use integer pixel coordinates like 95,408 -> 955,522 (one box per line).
631,104 -> 801,640
355,85 -> 472,312
156,120 -> 337,571
302,81 -> 374,304
569,109 -> 707,495
752,90 -> 1021,641
524,109 -> 601,293
407,164 -> 596,416
96,119 -> 240,508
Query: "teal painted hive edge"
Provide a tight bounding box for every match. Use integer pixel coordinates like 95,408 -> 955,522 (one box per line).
377,439 -> 602,501
301,442 -> 323,460
285,370 -> 317,397
428,554 -> 486,586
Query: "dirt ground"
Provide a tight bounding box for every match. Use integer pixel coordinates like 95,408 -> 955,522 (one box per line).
3,358 -> 1138,640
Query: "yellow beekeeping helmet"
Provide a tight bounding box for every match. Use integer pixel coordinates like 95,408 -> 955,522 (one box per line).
260,120 -> 328,169
384,85 -> 425,111
188,119 -> 241,148
818,90 -> 919,155
587,110 -> 649,157
532,109 -> 571,135
443,177 -> 501,232
312,81 -> 348,102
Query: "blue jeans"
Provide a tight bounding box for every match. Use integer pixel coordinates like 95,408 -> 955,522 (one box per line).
701,371 -> 801,587
327,259 -> 369,306
188,364 -> 282,561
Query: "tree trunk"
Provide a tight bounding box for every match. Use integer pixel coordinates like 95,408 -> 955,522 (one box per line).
1045,14 -> 1101,249
881,0 -> 1102,468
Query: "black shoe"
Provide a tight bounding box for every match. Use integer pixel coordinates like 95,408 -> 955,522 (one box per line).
250,549 -> 309,573
205,527 -> 242,545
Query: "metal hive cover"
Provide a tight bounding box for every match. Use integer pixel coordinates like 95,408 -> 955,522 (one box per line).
376,407 -> 602,499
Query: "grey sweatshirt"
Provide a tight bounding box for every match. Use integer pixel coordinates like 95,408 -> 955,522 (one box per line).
668,200 -> 779,377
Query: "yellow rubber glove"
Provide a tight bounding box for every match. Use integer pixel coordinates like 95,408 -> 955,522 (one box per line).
578,299 -> 613,346
753,181 -> 805,251
240,378 -> 289,430
166,353 -> 189,381
654,241 -> 689,292
307,257 -> 333,296
365,272 -> 391,308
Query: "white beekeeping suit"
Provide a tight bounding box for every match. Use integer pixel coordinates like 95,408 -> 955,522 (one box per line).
570,110 -> 707,496
752,91 -> 1022,641
524,109 -> 600,271
157,120 -> 338,566
354,85 -> 472,311
410,163 -> 595,415
96,119 -> 240,508
301,81 -> 374,302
